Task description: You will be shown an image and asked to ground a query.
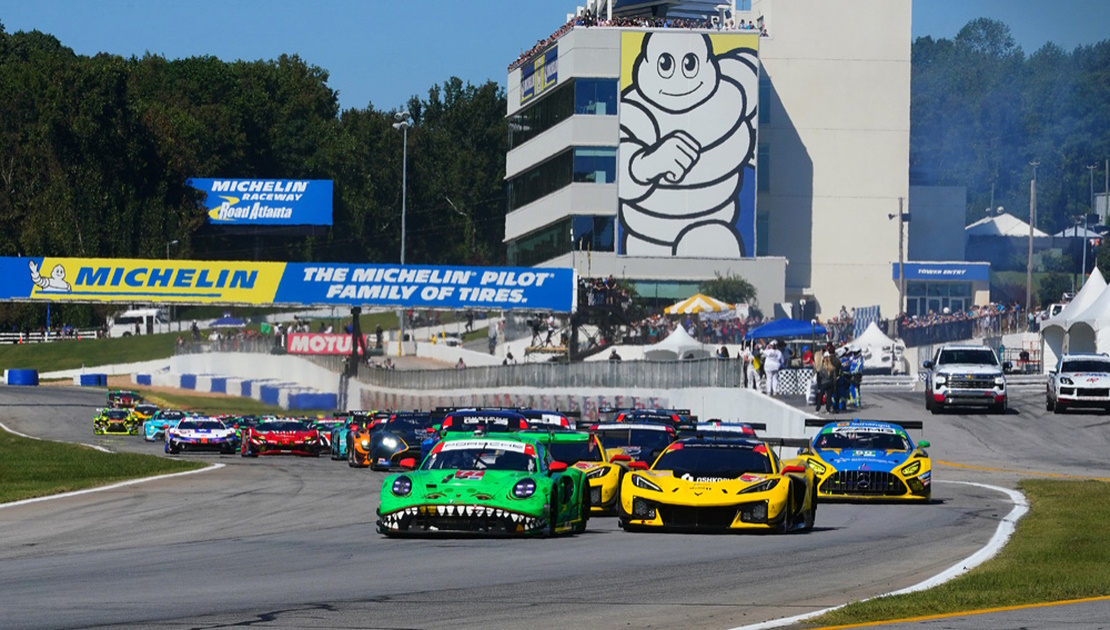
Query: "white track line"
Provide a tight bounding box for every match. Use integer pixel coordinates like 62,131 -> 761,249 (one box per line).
727,480 -> 1028,630
0,420 -> 113,453
0,421 -> 225,510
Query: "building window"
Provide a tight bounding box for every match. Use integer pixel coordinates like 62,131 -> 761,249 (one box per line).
757,144 -> 770,192
509,78 -> 619,150
575,78 -> 618,115
756,210 -> 769,256
758,72 -> 770,124
904,281 -> 972,317
572,215 -> 615,252
507,218 -> 572,266
508,146 -> 615,211
572,147 -> 617,183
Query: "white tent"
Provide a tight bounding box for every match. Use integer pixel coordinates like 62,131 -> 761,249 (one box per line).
1042,268 -> 1107,370
854,322 -> 905,373
1053,225 -> 1103,238
643,325 -> 711,361
1063,268 -> 1110,357
965,213 -> 1050,238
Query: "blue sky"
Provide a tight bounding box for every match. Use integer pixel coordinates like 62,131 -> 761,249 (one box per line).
0,0 -> 1107,112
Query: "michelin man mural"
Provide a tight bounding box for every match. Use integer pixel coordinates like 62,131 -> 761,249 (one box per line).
618,31 -> 759,257
28,260 -> 71,292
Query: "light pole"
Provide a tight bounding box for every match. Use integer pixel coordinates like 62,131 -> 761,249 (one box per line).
166,239 -> 178,260
1027,161 -> 1039,315
1087,164 -> 1097,278
393,111 -> 411,356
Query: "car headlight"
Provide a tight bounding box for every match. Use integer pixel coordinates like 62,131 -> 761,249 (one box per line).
994,376 -> 1005,386
381,436 -> 399,449
934,375 -> 947,385
586,467 -> 609,479
360,439 -> 370,448
806,460 -> 827,475
1060,377 -> 1074,385
512,478 -> 537,498
391,476 -> 412,496
901,461 -> 921,476
632,475 -> 661,492
738,478 -> 779,494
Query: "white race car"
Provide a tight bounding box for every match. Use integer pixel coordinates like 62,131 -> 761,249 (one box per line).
165,418 -> 238,454
1046,353 -> 1110,413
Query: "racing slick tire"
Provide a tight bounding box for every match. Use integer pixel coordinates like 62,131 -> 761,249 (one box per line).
544,498 -> 559,538
347,441 -> 366,467
165,442 -> 179,455
574,482 -> 591,534
241,442 -> 257,458
802,486 -> 817,532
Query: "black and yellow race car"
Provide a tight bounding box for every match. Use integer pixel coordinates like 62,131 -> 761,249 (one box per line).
94,407 -> 139,435
619,435 -> 816,533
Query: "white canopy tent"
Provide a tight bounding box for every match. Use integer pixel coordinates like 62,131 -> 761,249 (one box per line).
853,322 -> 906,373
965,213 -> 1050,238
643,325 -> 711,361
1041,268 -> 1106,371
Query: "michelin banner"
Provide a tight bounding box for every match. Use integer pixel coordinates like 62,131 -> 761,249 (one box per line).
189,178 -> 333,226
0,258 -> 575,311
520,46 -> 558,104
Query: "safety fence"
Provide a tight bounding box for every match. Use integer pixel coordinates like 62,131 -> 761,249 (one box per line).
0,329 -> 101,344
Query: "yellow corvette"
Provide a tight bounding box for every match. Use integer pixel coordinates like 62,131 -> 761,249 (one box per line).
128,402 -> 159,425
794,419 -> 931,502
619,436 -> 816,532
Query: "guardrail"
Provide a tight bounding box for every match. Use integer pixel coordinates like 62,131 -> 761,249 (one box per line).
0,330 -> 102,344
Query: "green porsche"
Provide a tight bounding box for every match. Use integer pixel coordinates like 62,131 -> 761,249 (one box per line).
377,433 -> 590,537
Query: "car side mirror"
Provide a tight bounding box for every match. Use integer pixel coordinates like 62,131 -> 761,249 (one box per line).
549,461 -> 568,474
918,440 -> 931,448
610,454 -> 632,463
1048,370 -> 1057,376
399,458 -> 416,470
628,461 -> 649,470
782,464 -> 807,474
922,360 -> 934,369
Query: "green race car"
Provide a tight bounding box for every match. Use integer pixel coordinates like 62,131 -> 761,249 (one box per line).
377,433 -> 589,537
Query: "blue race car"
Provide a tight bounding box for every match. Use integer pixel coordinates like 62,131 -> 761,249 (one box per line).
794,419 -> 932,502
143,409 -> 188,442
364,411 -> 434,470
329,411 -> 384,460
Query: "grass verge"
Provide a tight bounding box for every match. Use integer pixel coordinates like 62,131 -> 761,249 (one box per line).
136,389 -> 332,417
808,479 -> 1110,627
0,333 -> 178,372
0,430 -> 205,504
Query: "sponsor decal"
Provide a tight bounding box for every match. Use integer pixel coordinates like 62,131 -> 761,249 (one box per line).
739,474 -> 766,483
439,439 -> 527,453
287,333 -> 373,355
520,46 -> 558,104
680,473 -> 731,483
190,178 -> 333,226
454,470 -> 485,480
461,416 -> 511,426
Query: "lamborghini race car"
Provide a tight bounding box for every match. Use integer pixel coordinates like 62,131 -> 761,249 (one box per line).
107,389 -> 142,409
1046,353 -> 1110,413
350,411 -> 434,470
794,419 -> 931,501
241,419 -> 320,457
589,422 -> 676,464
143,409 -> 187,441
93,407 -> 138,435
619,436 -> 816,532
165,418 -> 238,454
377,433 -> 589,537
525,429 -> 629,514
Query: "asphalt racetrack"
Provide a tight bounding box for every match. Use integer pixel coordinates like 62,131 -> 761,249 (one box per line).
1,383 -> 1106,630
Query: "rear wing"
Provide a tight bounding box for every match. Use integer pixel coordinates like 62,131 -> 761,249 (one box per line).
699,419 -> 767,431
804,419 -> 923,431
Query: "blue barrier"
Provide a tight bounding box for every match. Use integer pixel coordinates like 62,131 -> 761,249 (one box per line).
241,380 -> 252,397
78,373 -> 107,387
210,377 -> 226,394
288,392 -> 337,410
260,384 -> 281,406
7,369 -> 39,386
135,374 -> 152,386
180,374 -> 197,390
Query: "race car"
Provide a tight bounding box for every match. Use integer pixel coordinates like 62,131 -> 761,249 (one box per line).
93,407 -> 138,435
793,419 -> 931,501
520,409 -> 580,431
107,389 -> 142,409
377,433 -> 589,537
419,409 -> 531,462
619,436 -> 816,533
524,428 -> 628,514
693,419 -> 766,438
241,418 -> 320,457
143,409 -> 188,441
309,415 -> 347,452
129,402 -> 159,425
1046,353 -> 1110,413
589,422 -> 676,464
607,408 -> 697,435
351,411 -> 434,470
165,417 -> 238,454
330,411 -> 386,460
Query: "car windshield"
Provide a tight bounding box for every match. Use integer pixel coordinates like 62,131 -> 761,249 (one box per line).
546,439 -> 603,464
135,404 -> 158,413
522,411 -> 572,429
158,410 -> 186,420
595,428 -> 673,452
178,420 -> 226,431
423,441 -> 538,472
814,429 -> 911,451
443,415 -> 519,433
937,349 -> 997,366
257,421 -> 309,432
653,444 -> 773,477
382,414 -> 433,440
105,409 -> 129,419
1060,360 -> 1110,373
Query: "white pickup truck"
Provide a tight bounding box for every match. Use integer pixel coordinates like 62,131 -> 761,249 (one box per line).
922,344 -> 1010,414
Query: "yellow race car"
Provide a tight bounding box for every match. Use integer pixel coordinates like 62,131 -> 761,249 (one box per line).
128,402 -> 160,426
794,419 -> 931,502
619,436 -> 816,533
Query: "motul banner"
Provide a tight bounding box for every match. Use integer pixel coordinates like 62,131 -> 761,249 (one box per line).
287,333 -> 370,355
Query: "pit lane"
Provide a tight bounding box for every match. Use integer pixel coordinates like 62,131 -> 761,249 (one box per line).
2,384 -> 1096,630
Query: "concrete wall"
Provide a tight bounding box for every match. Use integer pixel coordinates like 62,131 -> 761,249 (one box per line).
171,353 -> 341,393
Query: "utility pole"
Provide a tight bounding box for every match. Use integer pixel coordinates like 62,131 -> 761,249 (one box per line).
1027,161 -> 1039,314
1087,164 -> 1097,279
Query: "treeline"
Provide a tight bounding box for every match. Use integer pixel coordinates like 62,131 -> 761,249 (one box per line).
0,22 -> 507,328
912,18 -> 1110,235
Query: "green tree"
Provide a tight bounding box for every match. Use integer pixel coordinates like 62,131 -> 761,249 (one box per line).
699,272 -> 758,306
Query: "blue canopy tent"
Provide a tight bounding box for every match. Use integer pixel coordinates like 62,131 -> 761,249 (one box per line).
745,318 -> 826,340
209,313 -> 246,328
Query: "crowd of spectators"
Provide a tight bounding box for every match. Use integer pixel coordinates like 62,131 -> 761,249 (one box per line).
509,10 -> 767,72
578,275 -> 633,311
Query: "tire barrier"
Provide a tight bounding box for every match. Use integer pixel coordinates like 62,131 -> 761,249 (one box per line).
77,373 -> 108,387
7,368 -> 39,386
